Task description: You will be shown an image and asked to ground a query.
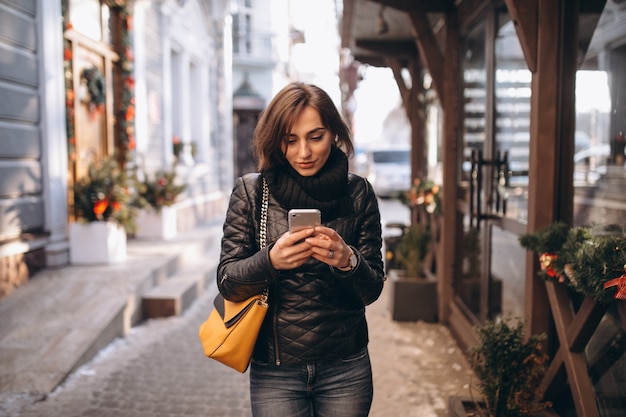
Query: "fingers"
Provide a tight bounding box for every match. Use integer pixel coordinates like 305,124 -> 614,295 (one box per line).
270,226 -> 350,270
269,229 -> 315,270
307,227 -> 349,267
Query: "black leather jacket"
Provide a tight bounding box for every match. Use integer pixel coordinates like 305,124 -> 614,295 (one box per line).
217,173 -> 385,366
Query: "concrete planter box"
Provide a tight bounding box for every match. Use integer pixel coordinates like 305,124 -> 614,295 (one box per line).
388,269 -> 438,322
69,222 -> 127,264
135,206 -> 177,240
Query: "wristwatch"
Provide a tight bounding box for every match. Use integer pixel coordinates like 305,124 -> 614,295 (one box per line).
338,249 -> 357,271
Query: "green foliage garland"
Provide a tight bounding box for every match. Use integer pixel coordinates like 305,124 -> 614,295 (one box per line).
519,222 -> 626,303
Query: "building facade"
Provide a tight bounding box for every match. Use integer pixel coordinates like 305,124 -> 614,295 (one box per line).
0,0 -> 232,297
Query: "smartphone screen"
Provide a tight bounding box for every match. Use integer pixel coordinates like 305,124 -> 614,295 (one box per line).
288,209 -> 321,232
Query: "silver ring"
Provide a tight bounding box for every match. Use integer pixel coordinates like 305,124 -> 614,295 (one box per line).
328,250 -> 334,259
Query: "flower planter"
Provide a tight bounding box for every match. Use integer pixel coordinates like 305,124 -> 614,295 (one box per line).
69,222 -> 127,264
135,206 -> 177,240
388,269 -> 438,322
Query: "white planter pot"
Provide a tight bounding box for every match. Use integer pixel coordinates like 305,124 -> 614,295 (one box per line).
135,206 -> 177,240
69,222 -> 127,264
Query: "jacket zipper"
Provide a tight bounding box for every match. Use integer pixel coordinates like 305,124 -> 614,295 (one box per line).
273,292 -> 281,365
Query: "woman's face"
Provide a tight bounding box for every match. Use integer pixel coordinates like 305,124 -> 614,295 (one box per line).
282,105 -> 333,177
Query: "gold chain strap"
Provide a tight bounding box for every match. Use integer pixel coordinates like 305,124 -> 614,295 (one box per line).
260,178 -> 269,249
260,178 -> 269,303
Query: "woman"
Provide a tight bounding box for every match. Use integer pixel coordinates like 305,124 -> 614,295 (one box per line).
217,82 -> 385,417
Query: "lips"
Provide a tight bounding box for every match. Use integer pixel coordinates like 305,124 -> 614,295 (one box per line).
297,162 -> 316,169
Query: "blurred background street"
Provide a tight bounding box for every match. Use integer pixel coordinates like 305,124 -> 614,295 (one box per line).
1,199 -> 472,417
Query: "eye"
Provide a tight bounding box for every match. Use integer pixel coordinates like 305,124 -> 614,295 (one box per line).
308,128 -> 326,141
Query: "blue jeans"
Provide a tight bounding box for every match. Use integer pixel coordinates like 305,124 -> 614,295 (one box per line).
249,348 -> 373,417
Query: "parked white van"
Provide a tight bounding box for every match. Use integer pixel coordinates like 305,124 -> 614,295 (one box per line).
366,146 -> 411,198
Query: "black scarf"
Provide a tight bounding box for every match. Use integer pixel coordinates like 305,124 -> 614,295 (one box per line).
262,146 -> 354,222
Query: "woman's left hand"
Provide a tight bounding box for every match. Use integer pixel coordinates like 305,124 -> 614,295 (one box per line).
305,226 -> 352,269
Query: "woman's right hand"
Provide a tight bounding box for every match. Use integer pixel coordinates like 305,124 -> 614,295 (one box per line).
269,228 -> 315,270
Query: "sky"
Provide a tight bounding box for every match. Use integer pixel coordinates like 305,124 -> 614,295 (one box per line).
352,66 -> 402,147
288,0 -> 402,149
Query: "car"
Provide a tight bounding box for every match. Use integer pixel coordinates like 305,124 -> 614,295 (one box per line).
366,146 -> 412,198
573,143 -> 610,185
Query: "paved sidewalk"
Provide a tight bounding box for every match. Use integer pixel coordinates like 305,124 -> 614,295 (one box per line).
0,222 -> 473,417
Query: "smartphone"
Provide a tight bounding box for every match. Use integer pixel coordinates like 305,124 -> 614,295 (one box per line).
288,209 -> 321,233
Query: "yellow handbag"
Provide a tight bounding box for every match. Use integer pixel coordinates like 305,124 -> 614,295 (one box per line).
198,290 -> 268,372
198,178 -> 269,373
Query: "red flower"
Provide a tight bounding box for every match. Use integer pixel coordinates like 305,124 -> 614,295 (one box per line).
125,105 -> 135,121
93,199 -> 109,216
111,201 -> 121,212
64,49 -> 72,61
124,15 -> 133,31
157,177 -> 167,186
124,76 -> 135,88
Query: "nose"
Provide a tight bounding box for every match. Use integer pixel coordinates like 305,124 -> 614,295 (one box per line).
298,140 -> 312,158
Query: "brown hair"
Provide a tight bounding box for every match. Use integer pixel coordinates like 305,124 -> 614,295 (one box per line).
254,82 -> 354,171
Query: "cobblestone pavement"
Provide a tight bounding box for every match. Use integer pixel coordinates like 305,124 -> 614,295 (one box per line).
6,280 -> 472,417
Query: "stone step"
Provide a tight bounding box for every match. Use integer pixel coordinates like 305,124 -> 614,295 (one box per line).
141,264 -> 216,319
0,224 -> 223,397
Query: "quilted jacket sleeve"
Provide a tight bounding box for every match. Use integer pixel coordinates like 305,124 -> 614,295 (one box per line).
332,176 -> 385,306
216,174 -> 278,302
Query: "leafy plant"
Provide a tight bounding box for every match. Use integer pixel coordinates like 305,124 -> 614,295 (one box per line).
394,223 -> 430,277
469,317 -> 551,417
133,168 -> 186,212
72,156 -> 137,233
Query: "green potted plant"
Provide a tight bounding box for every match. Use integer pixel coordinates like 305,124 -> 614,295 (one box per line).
388,223 -> 438,322
70,156 -> 136,264
449,317 -> 552,417
133,168 -> 186,240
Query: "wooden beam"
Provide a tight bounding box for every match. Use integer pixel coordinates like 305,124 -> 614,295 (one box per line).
355,39 -> 418,58
408,11 -> 446,107
438,10 -> 460,323
368,0 -> 454,13
387,57 -> 410,109
387,56 -> 428,180
353,54 -> 388,67
341,0 -> 355,48
504,0 -> 538,72
566,296 -> 607,352
545,282 -> 600,417
456,0 -> 491,35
